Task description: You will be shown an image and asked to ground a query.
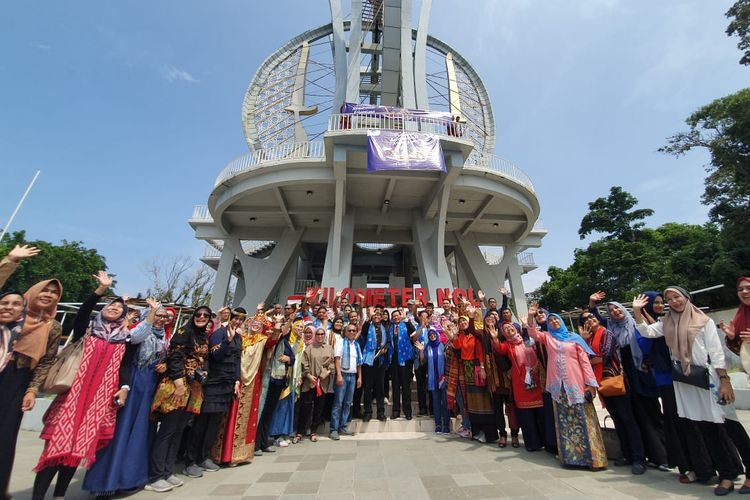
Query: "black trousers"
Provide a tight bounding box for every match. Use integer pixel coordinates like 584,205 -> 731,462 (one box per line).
725,418 -> 750,476
415,363 -> 429,414
32,466 -> 76,500
630,391 -> 668,465
298,389 -> 326,434
186,411 -> 225,465
659,384 -> 713,475
361,363 -> 386,418
0,363 -> 31,498
697,420 -> 742,481
391,360 -> 414,418
542,392 -> 557,454
603,393 -> 645,463
493,393 -> 519,438
256,382 -> 284,451
149,409 -> 191,482
516,407 -> 546,451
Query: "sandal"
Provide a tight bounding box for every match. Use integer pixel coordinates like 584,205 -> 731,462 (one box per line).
679,471 -> 697,484
498,436 -> 507,448
310,433 -> 318,442
511,436 -> 520,448
292,434 -> 302,444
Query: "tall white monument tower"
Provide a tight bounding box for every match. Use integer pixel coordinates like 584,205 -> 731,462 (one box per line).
189,0 -> 546,316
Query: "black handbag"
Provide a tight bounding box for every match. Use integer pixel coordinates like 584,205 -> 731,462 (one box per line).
671,359 -> 710,390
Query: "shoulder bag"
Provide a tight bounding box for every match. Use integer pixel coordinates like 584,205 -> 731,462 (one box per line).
42,335 -> 87,394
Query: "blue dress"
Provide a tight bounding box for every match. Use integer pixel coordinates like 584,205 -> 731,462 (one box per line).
83,362 -> 159,494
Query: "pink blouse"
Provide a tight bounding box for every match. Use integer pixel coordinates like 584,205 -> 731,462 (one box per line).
528,327 -> 598,405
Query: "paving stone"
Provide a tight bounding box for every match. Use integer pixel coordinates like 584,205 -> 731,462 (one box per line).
283,481 -> 320,494
212,484 -> 254,495
452,472 -> 492,486
297,461 -> 327,471
459,484 -> 506,499
258,472 -> 293,483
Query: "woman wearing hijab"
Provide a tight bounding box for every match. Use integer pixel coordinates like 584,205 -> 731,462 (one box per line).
83,297 -> 169,497
183,307 -> 243,478
485,314 -> 520,448
600,300 -> 668,470
269,322 -> 309,445
639,292 -> 714,483
444,303 -> 498,444
633,288 -> 742,495
297,327 -> 334,443
32,271 -> 135,500
718,277 -> 750,493
0,245 -> 57,500
415,324 -> 449,433
212,313 -> 280,466
525,304 -> 607,469
490,322 -> 545,451
580,312 -> 646,474
528,305 -> 556,454
147,304 -> 212,493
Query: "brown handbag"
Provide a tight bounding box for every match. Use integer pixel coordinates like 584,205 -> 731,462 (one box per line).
598,371 -> 626,397
42,335 -> 86,394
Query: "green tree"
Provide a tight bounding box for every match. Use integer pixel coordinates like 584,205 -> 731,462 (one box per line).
578,186 -> 654,241
535,196 -> 737,311
659,88 -> 750,270
727,0 -> 750,65
0,231 -> 109,302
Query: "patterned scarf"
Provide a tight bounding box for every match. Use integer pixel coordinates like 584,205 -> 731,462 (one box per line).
89,297 -> 131,344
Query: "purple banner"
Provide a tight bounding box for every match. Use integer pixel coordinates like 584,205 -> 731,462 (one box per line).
367,130 -> 446,172
342,102 -> 453,122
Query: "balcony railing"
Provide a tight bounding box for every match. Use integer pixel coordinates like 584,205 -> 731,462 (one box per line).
517,252 -> 536,267
327,113 -> 467,138
215,141 -> 325,186
202,240 -> 276,259
190,205 -> 212,222
464,153 -> 535,193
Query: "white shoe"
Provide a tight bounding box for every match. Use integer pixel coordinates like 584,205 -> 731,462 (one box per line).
166,474 -> 184,487
476,431 -> 487,443
277,438 -> 289,447
144,479 -> 175,493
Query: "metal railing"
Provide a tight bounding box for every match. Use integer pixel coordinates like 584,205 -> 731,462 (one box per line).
202,240 -> 275,259
295,279 -> 319,295
464,153 -> 535,193
190,205 -> 212,222
214,141 -> 324,186
327,113 -> 467,138
518,252 -> 536,267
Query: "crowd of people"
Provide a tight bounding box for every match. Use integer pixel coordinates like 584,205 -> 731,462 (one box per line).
1,243 -> 750,498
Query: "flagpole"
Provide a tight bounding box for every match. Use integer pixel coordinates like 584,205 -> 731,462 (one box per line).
0,170 -> 41,242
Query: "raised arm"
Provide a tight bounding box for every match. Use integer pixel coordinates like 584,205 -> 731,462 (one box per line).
632,294 -> 665,338
129,297 -> 161,344
72,271 -> 113,341
0,245 -> 39,288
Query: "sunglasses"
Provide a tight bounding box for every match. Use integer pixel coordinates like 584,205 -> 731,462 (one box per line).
195,312 -> 211,318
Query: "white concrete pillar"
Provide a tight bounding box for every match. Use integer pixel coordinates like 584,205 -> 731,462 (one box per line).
225,229 -> 304,311
453,233 -> 507,296
233,277 -> 246,307
507,256 -> 528,319
210,245 -> 236,311
412,209 -> 452,300
321,212 -> 355,290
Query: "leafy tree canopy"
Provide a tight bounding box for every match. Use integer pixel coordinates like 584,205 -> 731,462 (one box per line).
0,231 -> 109,302
727,0 -> 750,66
535,188 -> 739,312
578,186 -> 654,241
659,87 -> 750,269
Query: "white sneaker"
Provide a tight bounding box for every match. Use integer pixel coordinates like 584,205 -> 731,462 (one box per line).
144,479 -> 175,493
476,431 -> 487,443
276,438 -> 289,448
166,474 -> 184,487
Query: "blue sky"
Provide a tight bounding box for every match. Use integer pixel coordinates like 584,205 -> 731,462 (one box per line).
1,1 -> 747,298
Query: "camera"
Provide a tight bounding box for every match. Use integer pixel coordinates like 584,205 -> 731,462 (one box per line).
188,368 -> 208,385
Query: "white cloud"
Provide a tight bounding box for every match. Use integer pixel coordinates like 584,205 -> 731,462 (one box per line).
160,65 -> 200,84
31,42 -> 51,50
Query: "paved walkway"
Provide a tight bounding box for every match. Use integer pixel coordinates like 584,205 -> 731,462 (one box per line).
10,427 -> 724,500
